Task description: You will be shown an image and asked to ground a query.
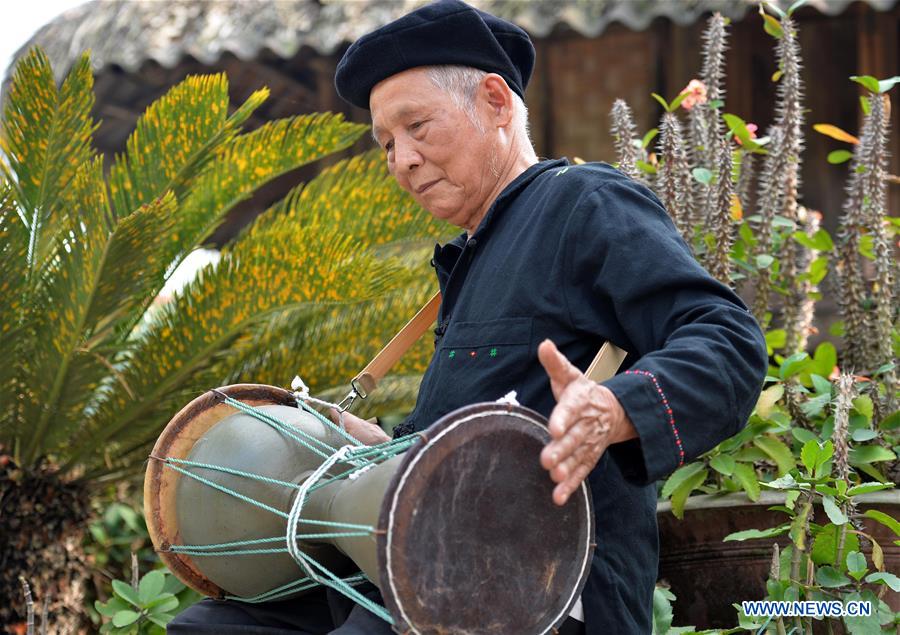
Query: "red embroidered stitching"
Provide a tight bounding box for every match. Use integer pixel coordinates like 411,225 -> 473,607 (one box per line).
624,369 -> 684,466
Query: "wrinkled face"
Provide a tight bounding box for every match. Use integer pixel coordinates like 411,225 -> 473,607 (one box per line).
370,68 -> 500,231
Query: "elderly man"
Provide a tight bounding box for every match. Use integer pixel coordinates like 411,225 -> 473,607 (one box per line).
169,1 -> 767,633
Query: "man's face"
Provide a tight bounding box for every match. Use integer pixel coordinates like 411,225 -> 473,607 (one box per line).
370,68 -> 500,231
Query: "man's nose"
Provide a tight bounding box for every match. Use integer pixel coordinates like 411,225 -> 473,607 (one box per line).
394,139 -> 421,174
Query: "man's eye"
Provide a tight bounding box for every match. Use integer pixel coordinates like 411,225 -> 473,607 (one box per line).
410,120 -> 425,131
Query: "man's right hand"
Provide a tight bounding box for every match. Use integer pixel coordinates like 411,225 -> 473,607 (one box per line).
328,409 -> 392,446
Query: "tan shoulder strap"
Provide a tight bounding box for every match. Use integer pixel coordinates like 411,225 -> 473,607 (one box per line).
351,291 -> 628,398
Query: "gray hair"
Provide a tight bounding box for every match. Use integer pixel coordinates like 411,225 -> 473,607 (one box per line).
425,65 -> 531,143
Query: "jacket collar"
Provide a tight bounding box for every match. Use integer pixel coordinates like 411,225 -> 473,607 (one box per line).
432,158 -> 569,282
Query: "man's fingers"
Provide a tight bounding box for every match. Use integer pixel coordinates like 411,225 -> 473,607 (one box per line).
538,339 -> 582,396
540,420 -> 587,469
553,462 -> 594,506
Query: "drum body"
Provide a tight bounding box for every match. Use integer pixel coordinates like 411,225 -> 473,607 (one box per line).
145,384 -> 594,634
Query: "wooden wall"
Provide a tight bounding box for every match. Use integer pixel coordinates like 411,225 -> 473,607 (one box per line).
523,1 -> 900,235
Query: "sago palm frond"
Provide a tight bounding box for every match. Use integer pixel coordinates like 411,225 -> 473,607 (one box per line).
67,218 -> 404,473
107,74 -> 267,218
101,105 -> 368,350
0,50 -> 96,270
277,150 -> 448,244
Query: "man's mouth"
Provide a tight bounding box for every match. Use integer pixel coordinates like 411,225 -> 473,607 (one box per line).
416,179 -> 441,194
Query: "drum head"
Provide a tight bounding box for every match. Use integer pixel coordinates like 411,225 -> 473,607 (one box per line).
144,384 -> 297,598
377,403 -> 595,635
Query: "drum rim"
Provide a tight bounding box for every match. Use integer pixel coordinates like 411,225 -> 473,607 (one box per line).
143,383 -> 297,599
376,402 -> 596,635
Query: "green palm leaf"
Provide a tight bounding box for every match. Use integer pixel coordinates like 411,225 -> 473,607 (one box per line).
252,149 -> 450,246
68,218 -> 402,471
107,74 -> 266,218
18,161 -> 182,462
0,49 -> 96,269
0,183 -> 28,419
105,112 -> 370,350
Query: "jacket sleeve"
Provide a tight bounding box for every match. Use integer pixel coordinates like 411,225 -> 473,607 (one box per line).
562,177 -> 768,485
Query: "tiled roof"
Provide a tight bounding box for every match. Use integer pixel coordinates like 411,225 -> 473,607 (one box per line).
11,0 -> 899,81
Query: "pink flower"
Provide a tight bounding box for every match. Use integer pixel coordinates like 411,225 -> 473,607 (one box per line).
679,79 -> 708,110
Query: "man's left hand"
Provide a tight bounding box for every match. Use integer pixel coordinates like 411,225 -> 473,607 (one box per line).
538,339 -> 637,506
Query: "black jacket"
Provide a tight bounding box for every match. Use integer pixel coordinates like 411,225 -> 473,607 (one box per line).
394,158 -> 768,633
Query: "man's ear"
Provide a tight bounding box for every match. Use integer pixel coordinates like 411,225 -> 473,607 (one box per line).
478,74 -> 514,127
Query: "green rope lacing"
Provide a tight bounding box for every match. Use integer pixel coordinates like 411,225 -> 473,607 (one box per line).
161,394 -> 421,624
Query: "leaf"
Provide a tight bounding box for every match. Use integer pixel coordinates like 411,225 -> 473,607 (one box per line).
724,524 -> 790,542
730,194 -> 743,221
810,374 -> 832,396
772,69 -> 784,83
94,597 -> 131,617
755,385 -> 784,419
709,454 -> 736,476
112,610 -> 141,627
815,565 -> 851,588
111,579 -> 140,607
661,461 -> 707,498
138,570 -> 166,605
827,150 -> 853,164
146,594 -> 179,613
756,254 -> 774,269
765,329 -> 786,353
881,410 -> 900,431
636,159 -> 657,175
846,551 -> 867,580
763,474 -> 800,490
692,167 -> 713,185
780,352 -> 809,380
864,572 -> 900,591
848,483 -> 894,497
795,229 -> 834,253
850,75 -> 880,94
870,536 -> 884,571
810,342 -> 838,379
816,440 -> 834,476
760,12 -> 784,39
863,510 -> 900,537
651,93 -> 670,111
822,495 -> 848,525
670,468 -> 708,519
652,585 -> 675,635
801,439 -> 821,473
107,73 -> 264,217
842,590 -> 882,635
754,436 -> 795,475
147,613 -> 175,628
813,123 -> 860,144
791,427 -> 818,444
850,445 -> 896,465
860,95 -> 871,115
852,395 -> 873,419
641,128 -> 659,150
1,49 -> 97,266
877,76 -> 900,93
812,523 -> 859,566
669,91 -> 689,112
787,0 -> 808,15
732,462 -> 760,501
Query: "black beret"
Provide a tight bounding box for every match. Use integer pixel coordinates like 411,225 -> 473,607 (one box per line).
334,0 -> 535,110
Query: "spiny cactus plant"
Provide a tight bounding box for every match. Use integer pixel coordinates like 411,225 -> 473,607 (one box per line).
832,84 -> 897,413
609,99 -> 642,181
751,12 -> 806,328
656,103 -> 696,245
